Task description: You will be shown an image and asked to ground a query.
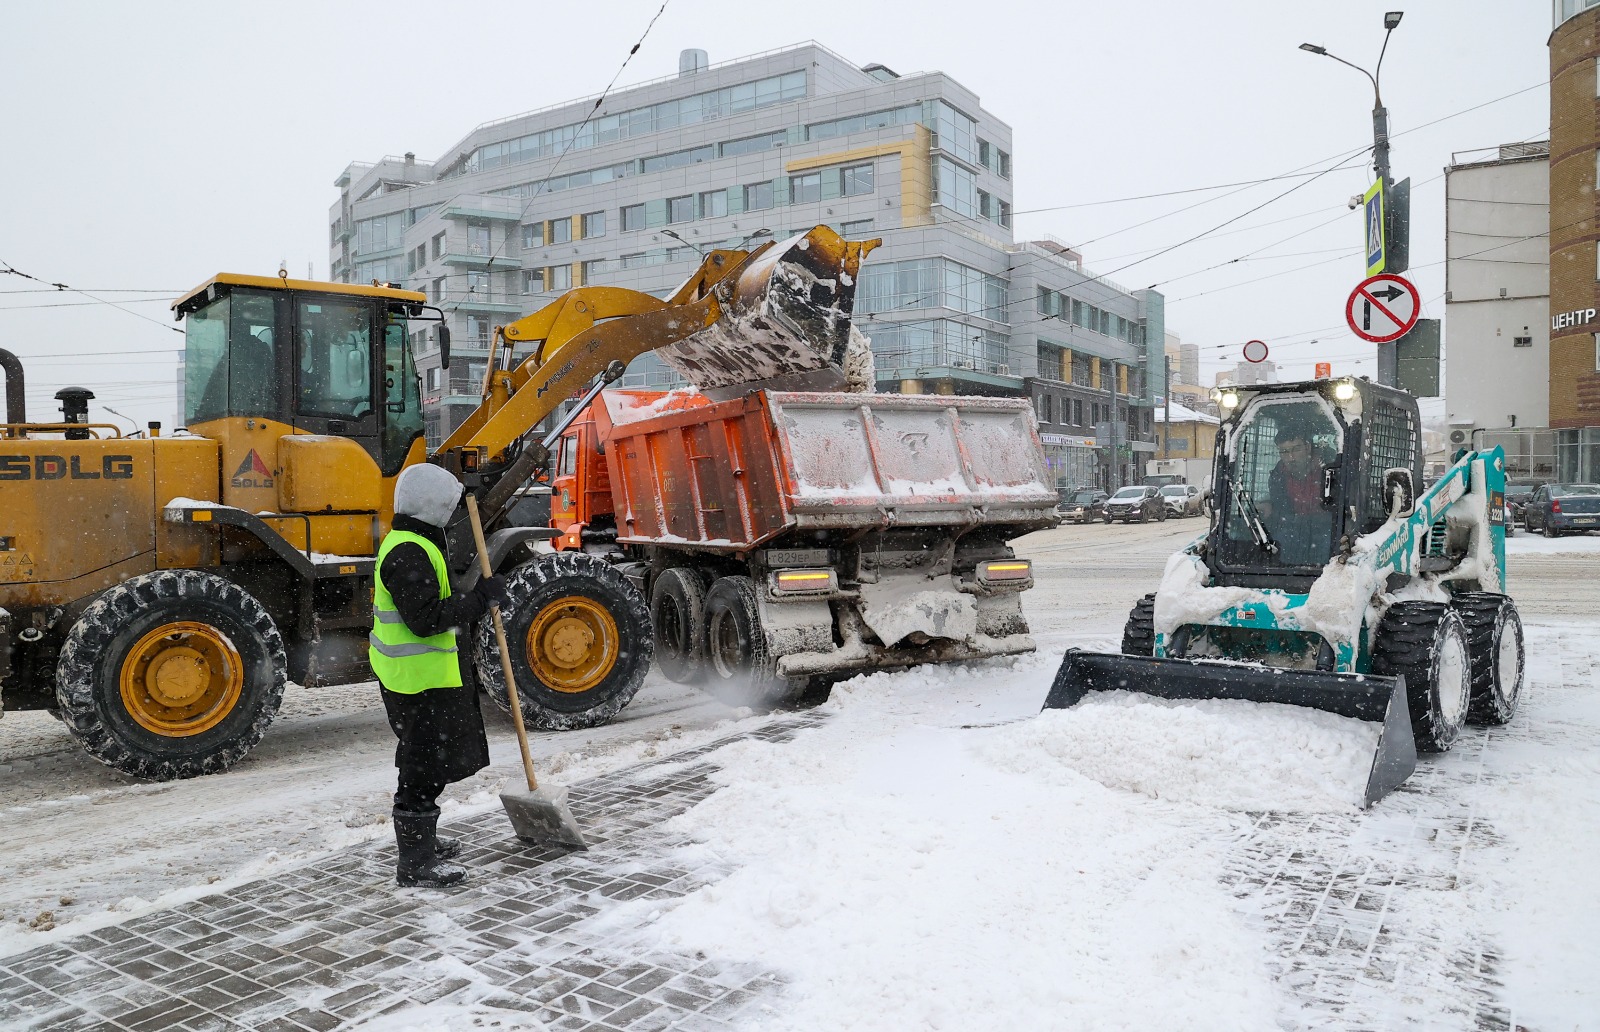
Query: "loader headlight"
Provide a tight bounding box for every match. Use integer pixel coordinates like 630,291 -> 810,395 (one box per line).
976,560 -> 1032,586
770,569 -> 837,596
1333,379 -> 1356,402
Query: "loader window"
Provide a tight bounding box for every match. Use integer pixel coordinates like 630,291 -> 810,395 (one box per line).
184,289 -> 285,424
296,298 -> 376,423
379,314 -> 424,473
1221,398 -> 1341,569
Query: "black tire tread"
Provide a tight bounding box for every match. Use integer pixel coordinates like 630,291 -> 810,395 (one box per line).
1451,592 -> 1522,726
54,570 -> 288,780
650,566 -> 708,685
475,551 -> 651,731
1122,594 -> 1157,657
701,575 -> 794,710
1370,600 -> 1470,753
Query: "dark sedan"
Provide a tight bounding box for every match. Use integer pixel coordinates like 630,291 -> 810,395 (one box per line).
1505,481 -> 1545,524
1103,485 -> 1167,524
1524,483 -> 1600,537
1058,489 -> 1108,524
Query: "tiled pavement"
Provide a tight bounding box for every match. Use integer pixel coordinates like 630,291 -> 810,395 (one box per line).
0,715 -> 826,1032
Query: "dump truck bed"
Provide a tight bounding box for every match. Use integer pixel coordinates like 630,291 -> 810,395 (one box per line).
595,390 -> 1056,550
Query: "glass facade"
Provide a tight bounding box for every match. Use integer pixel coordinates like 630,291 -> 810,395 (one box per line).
869,319 -> 1010,373
934,158 -> 978,218
806,103 -> 922,143
931,101 -> 978,163
470,70 -> 807,173
857,257 -> 1007,322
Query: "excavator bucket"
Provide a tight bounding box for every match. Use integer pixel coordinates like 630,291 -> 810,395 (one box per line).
654,225 -> 877,398
1043,650 -> 1418,808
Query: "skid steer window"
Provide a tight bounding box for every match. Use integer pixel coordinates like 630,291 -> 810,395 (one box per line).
297,299 -> 375,422
1222,398 -> 1342,569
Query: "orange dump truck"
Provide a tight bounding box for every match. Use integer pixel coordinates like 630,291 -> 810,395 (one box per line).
544,388 -> 1058,708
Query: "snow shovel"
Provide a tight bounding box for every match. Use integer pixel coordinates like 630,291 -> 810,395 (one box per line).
1044,649 -> 1418,809
465,495 -> 588,850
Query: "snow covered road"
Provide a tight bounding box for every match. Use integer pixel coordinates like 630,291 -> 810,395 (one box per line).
1,517 -> 1596,1030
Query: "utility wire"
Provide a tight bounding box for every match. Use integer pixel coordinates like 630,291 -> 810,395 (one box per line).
0,259 -> 183,334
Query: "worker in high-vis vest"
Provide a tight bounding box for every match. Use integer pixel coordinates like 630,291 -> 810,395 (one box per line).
373,462 -> 506,888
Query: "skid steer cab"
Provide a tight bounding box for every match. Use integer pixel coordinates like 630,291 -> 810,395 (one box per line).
1047,377 -> 1523,807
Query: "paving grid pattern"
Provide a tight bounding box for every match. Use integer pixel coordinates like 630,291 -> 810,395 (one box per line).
0,714 -> 826,1032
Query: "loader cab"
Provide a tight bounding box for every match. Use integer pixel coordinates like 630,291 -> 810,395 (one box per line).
1206,378 -> 1423,590
174,275 -> 437,485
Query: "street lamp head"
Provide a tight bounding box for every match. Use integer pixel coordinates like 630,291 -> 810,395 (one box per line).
1299,42 -> 1327,55
1383,11 -> 1403,29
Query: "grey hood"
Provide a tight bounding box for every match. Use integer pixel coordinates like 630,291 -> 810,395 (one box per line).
393,463 -> 464,529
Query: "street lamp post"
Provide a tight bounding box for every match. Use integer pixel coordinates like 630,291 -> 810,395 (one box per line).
1300,11 -> 1405,386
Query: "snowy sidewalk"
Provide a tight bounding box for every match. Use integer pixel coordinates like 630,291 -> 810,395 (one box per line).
0,716 -> 823,1032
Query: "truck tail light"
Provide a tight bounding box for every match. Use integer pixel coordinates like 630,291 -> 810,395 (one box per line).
770,569 -> 837,596
976,560 -> 1032,586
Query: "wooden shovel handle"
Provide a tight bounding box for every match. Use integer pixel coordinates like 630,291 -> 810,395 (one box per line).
465,495 -> 538,792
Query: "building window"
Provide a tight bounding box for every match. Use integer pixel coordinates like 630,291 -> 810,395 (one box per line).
667,195 -> 695,224
465,271 -> 489,297
466,315 -> 490,345
744,181 -> 775,211
432,276 -> 445,302
934,158 -> 978,218
432,232 -> 445,260
465,225 -> 490,255
1073,399 -> 1084,425
582,258 -> 607,281
790,173 -> 822,204
522,222 -> 544,248
841,163 -> 875,197
1594,333 -> 1600,372
522,270 -> 543,293
550,217 -> 572,244
700,190 -> 728,218
840,219 -> 875,236
547,265 -> 573,291
621,204 -> 645,232
581,211 -> 606,238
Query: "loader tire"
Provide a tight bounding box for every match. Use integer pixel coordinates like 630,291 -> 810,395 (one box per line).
701,575 -> 795,710
1121,594 -> 1157,657
1370,601 -> 1472,753
651,566 -> 708,684
1451,593 -> 1523,726
476,551 -> 652,731
54,571 -> 287,780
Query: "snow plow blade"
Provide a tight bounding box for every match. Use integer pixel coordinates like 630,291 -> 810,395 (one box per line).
1043,649 -> 1418,808
655,226 -> 878,399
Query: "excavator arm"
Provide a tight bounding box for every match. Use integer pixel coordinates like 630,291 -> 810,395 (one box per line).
432,225 -> 876,522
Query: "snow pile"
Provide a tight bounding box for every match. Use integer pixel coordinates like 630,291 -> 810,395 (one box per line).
595,658 -> 1289,1030
980,692 -> 1378,811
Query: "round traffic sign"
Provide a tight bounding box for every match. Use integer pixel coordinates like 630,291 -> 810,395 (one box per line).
1346,273 -> 1419,344
1242,339 -> 1269,363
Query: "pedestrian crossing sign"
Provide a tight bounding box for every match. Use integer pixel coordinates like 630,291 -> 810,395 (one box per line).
1364,180 -> 1386,277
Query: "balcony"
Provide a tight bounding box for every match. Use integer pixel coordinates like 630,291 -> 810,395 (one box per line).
441,195 -> 524,222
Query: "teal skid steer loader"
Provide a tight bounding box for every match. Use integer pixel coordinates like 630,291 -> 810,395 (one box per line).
1046,378 -> 1523,807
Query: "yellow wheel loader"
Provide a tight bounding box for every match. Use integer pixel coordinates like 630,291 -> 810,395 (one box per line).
0,227 -> 875,780
1046,378 -> 1523,807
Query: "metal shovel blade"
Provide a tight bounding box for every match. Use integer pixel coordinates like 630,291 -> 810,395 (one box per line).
500,783 -> 588,851
1044,649 -> 1418,808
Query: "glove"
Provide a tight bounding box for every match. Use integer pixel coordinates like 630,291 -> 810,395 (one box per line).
475,575 -> 508,607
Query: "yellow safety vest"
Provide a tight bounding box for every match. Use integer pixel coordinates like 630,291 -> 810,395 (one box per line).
369,530 -> 463,693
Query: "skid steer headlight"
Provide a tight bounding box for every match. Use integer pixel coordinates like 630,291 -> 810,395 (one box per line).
976,560 -> 1032,586
1333,379 -> 1357,402
770,569 -> 837,596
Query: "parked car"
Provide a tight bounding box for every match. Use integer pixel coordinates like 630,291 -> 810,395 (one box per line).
1159,483 -> 1204,517
1103,485 -> 1167,524
1523,483 -> 1600,537
1504,481 -> 1545,525
1058,489 -> 1109,524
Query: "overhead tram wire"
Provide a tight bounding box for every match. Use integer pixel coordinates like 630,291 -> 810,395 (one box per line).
0,259 -> 183,335
463,0 -> 672,313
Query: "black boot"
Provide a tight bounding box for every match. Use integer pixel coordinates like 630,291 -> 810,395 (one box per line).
393,809 -> 465,888
435,835 -> 461,860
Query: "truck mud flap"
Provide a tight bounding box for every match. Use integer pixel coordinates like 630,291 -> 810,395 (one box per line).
1043,649 -> 1417,808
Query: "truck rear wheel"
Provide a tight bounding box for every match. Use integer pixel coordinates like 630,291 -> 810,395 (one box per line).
701,575 -> 794,710
476,551 -> 651,730
1452,593 -> 1523,726
1371,601 -> 1472,753
650,567 -> 708,684
54,571 -> 288,780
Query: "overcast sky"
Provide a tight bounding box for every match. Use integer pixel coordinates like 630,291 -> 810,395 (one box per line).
0,0 -> 1549,431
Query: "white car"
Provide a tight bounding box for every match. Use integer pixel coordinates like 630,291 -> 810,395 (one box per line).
1159,483 -> 1204,517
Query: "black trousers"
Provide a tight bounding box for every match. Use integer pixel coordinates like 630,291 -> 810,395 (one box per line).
395,774 -> 448,815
